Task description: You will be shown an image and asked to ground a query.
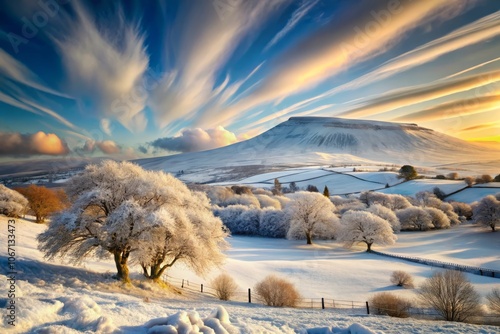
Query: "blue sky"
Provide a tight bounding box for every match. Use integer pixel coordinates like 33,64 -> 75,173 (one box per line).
0,0 -> 499,161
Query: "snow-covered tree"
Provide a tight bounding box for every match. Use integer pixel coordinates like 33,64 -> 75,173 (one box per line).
368,204 -> 400,233
255,194 -> 281,209
450,201 -> 473,220
259,208 -> 289,238
424,207 -> 450,229
224,194 -> 260,208
0,184 -> 28,218
439,202 -> 461,225
396,207 -> 433,231
338,210 -> 396,252
286,192 -> 338,244
390,194 -> 413,210
331,196 -> 367,214
38,161 -> 228,283
361,192 -> 411,210
214,205 -> 261,235
473,195 -> 500,231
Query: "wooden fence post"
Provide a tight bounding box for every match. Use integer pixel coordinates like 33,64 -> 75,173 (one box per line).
366,301 -> 370,315
201,284 -> 203,293
248,288 -> 252,303
181,279 -> 184,288
321,298 -> 325,310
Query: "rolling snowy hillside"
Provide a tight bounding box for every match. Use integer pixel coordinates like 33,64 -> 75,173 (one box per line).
136,117 -> 500,183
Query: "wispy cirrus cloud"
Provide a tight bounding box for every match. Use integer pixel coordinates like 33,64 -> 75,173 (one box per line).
0,131 -> 70,156
315,10 -> 500,99
55,2 -> 149,133
339,70 -> 500,118
393,94 -> 500,123
149,0 -> 289,129
0,51 -> 80,132
199,0 -> 458,128
459,122 -> 499,132
264,0 -> 319,51
150,126 -> 238,153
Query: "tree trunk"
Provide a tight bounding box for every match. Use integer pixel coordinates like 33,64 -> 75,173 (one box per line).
114,251 -> 131,283
492,224 -> 496,232
366,242 -> 372,252
306,232 -> 312,245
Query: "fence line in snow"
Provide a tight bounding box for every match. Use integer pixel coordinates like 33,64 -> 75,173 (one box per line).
370,250 -> 500,279
162,274 -> 368,314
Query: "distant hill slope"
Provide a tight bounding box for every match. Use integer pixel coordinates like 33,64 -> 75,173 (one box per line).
136,117 -> 499,183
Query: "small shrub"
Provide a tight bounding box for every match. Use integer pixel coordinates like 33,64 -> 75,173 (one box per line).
255,275 -> 300,307
211,273 -> 238,301
487,288 -> 500,315
418,270 -> 482,322
390,270 -> 414,289
370,292 -> 412,318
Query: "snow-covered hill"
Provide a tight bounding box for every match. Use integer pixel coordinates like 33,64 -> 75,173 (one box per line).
136,117 -> 500,183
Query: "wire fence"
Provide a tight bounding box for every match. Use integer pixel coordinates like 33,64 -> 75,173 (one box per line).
370,250 -> 500,279
163,274 -> 368,314
162,274 -> 500,326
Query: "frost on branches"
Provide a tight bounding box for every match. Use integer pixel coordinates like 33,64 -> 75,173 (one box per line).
285,191 -> 338,244
0,184 -> 28,217
338,210 -> 396,252
37,160 -> 228,283
473,195 -> 500,231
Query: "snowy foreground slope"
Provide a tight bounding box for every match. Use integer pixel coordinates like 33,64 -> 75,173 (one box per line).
136,117 -> 500,183
1,217 -> 499,333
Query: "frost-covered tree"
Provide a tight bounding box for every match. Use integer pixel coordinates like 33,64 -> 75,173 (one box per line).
214,205 -> 261,235
439,202 -> 461,225
396,207 -> 433,231
223,194 -> 260,208
259,208 -> 289,238
255,194 -> 281,209
424,207 -> 450,229
415,191 -> 442,208
38,161 -> 228,283
464,176 -> 474,187
338,210 -> 396,252
390,194 -> 413,210
368,204 -> 400,233
0,185 -> 28,218
286,192 -> 338,244
473,195 -> 500,231
331,196 -> 366,215
450,201 -> 473,220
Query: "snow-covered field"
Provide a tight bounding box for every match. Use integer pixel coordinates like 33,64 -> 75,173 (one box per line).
447,186 -> 500,204
1,216 -> 499,333
210,166 -> 493,199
